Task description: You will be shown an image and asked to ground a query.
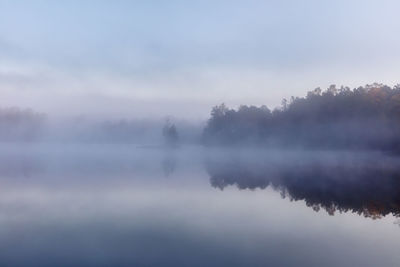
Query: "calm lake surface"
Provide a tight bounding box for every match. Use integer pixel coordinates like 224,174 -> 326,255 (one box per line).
0,144 -> 399,267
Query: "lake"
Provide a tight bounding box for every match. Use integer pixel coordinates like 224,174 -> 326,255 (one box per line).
0,144 -> 399,267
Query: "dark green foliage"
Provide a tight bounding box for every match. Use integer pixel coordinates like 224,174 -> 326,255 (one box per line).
203,83 -> 400,151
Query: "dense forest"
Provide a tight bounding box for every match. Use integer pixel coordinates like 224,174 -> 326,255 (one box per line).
203,83 -> 400,151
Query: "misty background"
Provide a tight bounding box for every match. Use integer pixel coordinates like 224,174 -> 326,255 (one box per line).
2,3 -> 400,266
1,0 -> 400,121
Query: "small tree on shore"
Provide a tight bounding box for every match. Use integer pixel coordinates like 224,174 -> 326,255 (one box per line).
162,119 -> 179,147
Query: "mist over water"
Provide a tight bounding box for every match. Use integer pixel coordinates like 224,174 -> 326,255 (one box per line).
3,1 -> 400,265
0,144 -> 399,267
0,85 -> 400,266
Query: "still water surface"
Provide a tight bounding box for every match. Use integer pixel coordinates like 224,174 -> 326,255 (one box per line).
0,145 -> 399,267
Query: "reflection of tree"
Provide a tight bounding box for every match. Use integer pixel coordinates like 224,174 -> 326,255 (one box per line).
0,154 -> 44,178
205,154 -> 400,219
162,154 -> 177,177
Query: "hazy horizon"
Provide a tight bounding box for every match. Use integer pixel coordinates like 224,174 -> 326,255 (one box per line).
2,0 -> 400,119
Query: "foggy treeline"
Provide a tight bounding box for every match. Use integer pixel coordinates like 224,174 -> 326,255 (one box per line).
0,107 -> 45,142
203,84 -> 400,151
44,118 -> 201,145
0,107 -> 201,145
4,83 -> 400,150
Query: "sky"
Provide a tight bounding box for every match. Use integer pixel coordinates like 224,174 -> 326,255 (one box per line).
1,0 -> 400,119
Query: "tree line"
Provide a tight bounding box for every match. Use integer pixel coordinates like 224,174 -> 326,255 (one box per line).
203,83 -> 400,151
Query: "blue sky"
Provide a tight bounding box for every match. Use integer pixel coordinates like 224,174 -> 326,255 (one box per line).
1,0 -> 400,119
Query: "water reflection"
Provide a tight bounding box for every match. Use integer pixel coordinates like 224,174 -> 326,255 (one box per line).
0,147 -> 399,266
0,153 -> 44,178
162,153 -> 177,177
205,151 -> 400,219
2,147 -> 400,220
